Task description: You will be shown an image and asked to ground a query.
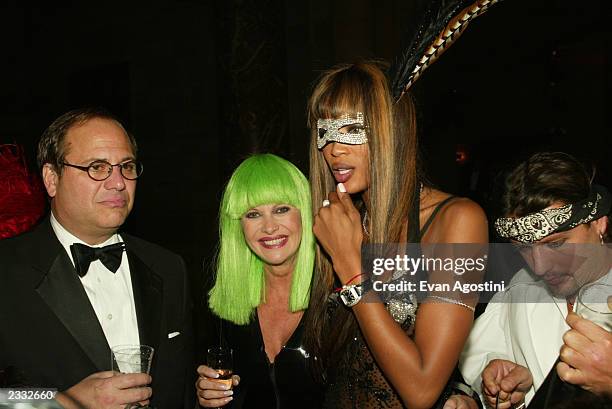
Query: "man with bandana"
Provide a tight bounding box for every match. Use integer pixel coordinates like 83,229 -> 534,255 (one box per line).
457,152 -> 612,408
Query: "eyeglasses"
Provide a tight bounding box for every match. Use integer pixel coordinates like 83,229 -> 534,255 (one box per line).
62,160 -> 144,181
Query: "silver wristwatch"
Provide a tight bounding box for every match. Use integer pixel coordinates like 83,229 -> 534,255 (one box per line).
339,283 -> 363,307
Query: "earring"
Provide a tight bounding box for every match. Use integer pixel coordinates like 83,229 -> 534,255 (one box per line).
600,233 -> 604,245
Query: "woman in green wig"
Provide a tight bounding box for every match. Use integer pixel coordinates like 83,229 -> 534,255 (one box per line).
196,154 -> 323,408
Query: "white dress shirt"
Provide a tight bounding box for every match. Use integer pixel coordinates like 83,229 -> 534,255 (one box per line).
50,212 -> 140,350
460,268 -> 612,406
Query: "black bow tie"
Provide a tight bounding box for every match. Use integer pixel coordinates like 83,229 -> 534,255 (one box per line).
70,242 -> 127,277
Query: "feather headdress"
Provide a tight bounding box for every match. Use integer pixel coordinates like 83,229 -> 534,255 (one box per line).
389,0 -> 503,102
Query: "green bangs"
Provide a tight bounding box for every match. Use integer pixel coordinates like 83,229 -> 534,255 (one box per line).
222,154 -> 306,219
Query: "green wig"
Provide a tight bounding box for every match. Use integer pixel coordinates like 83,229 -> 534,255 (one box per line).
209,154 -> 315,325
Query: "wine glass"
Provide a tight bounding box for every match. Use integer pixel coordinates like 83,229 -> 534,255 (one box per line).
206,346 -> 233,388
576,282 -> 612,331
111,344 -> 155,408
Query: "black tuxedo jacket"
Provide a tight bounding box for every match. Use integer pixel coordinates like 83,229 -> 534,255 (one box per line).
0,218 -> 195,409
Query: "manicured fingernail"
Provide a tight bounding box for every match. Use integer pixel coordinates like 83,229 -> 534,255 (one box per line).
338,183 -> 346,193
226,397 -> 233,402
224,390 -> 233,396
322,199 -> 330,207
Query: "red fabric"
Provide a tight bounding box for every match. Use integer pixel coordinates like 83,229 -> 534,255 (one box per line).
0,144 -> 46,239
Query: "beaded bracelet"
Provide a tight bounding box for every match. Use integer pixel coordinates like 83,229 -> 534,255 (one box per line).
427,295 -> 476,312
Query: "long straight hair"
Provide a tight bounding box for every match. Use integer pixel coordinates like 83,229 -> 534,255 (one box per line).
209,154 -> 315,325
304,61 -> 418,378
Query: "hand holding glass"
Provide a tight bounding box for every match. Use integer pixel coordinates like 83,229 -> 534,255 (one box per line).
111,345 -> 154,408
206,346 -> 233,388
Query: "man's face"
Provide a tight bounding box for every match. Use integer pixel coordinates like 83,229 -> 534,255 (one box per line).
43,118 -> 137,244
517,218 -> 607,298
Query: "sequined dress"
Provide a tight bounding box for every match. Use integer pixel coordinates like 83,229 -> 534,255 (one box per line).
322,195 -> 457,409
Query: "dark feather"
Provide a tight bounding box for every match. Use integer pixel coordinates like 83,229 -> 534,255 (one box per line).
389,0 -> 503,102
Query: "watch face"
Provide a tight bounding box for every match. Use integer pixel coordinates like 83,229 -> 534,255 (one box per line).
340,285 -> 362,306
341,291 -> 356,304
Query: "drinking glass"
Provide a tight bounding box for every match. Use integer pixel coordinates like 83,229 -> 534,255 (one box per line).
111,345 -> 155,408
576,282 -> 612,331
206,346 -> 233,388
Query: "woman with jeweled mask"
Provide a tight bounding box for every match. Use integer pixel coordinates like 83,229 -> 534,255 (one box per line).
196,154 -> 323,408
302,61 -> 489,408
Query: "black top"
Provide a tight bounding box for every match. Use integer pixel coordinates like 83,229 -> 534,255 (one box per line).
323,192 -> 458,409
214,314 -> 323,409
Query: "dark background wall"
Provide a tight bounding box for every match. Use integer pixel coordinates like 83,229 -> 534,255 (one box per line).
1,0 -> 607,337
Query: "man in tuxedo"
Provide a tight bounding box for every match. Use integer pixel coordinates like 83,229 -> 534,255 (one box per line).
0,108 -> 195,408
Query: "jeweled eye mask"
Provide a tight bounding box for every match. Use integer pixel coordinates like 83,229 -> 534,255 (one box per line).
317,112 -> 368,149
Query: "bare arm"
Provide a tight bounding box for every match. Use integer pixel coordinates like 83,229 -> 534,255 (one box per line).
314,189 -> 488,409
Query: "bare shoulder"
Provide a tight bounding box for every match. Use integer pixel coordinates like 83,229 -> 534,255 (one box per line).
422,189 -> 488,243
442,197 -> 487,224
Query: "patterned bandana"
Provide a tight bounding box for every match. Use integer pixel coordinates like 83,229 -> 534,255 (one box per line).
316,113 -> 368,149
495,185 -> 611,243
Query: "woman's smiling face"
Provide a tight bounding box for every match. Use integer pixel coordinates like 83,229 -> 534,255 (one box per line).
241,203 -> 302,270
